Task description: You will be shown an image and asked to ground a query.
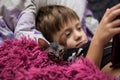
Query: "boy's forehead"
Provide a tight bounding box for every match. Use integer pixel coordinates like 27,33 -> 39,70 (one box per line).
63,19 -> 81,29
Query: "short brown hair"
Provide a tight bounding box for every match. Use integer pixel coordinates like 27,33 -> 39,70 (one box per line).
36,5 -> 79,42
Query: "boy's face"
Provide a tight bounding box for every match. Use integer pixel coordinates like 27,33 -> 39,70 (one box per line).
52,20 -> 88,48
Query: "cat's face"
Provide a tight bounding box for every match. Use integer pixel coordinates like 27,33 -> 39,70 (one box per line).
38,38 -> 66,62
46,42 -> 66,62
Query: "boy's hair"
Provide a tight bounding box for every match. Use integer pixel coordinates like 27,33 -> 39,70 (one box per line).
36,5 -> 79,42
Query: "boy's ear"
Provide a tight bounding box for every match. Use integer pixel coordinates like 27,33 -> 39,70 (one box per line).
38,38 -> 50,50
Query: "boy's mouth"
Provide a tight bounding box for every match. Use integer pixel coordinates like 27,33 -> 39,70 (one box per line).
76,40 -> 88,48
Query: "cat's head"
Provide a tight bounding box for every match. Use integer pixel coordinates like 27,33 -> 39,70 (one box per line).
38,38 -> 67,62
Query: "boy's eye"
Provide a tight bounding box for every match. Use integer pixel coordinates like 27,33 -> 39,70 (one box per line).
65,31 -> 71,37
77,25 -> 81,31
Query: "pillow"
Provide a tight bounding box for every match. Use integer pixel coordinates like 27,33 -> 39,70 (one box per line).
32,0 -> 87,20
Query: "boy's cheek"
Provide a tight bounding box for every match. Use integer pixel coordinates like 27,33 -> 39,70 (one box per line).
59,35 -> 67,46
66,41 -> 75,49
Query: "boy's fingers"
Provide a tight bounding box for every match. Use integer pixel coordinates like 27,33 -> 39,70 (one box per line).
112,28 -> 120,34
109,3 -> 120,12
109,19 -> 120,28
102,8 -> 110,18
108,9 -> 120,22
102,4 -> 120,20
107,3 -> 120,16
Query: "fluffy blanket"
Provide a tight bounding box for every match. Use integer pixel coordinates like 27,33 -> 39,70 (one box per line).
0,38 -> 114,80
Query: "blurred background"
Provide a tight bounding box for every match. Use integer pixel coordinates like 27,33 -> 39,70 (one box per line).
88,0 -> 120,22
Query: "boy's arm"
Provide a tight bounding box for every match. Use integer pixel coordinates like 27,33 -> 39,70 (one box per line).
86,37 -> 104,68
14,0 -> 48,43
86,4 -> 120,68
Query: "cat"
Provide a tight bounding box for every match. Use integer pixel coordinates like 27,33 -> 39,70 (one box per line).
38,38 -> 66,62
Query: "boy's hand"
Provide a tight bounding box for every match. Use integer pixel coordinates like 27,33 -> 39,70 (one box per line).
93,3 -> 120,47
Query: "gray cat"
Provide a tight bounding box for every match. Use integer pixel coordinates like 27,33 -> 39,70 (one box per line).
38,38 -> 66,62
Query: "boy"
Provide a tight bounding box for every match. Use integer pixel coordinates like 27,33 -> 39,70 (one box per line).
36,5 -> 88,48
35,4 -> 120,77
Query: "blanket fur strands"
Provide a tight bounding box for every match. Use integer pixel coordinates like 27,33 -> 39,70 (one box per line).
0,38 -> 115,80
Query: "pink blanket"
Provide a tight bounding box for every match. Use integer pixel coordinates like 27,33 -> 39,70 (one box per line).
0,38 -> 114,80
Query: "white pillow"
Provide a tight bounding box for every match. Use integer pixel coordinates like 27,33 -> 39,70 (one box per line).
32,0 -> 87,20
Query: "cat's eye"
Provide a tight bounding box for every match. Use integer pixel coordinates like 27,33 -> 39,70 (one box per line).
59,49 -> 64,53
48,52 -> 54,55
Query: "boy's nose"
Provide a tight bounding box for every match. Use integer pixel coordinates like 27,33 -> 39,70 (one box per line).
74,31 -> 81,41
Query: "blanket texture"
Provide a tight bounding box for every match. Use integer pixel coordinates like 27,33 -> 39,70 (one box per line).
0,38 -> 114,80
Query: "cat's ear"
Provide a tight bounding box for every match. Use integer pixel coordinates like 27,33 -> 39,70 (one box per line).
38,38 -> 50,50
